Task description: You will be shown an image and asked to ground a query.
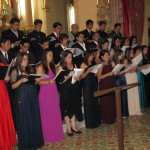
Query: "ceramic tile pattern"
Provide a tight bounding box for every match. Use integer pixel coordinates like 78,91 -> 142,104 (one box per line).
13,108 -> 150,150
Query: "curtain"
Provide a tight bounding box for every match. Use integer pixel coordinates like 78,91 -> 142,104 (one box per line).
129,0 -> 145,45
122,0 -> 130,37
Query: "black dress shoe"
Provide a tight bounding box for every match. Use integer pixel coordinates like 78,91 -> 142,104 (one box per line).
67,132 -> 73,136
71,128 -> 82,134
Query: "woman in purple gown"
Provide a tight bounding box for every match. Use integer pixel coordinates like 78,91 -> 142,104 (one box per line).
36,49 -> 64,143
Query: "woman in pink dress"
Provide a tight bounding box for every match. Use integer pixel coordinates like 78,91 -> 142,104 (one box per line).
36,49 -> 64,143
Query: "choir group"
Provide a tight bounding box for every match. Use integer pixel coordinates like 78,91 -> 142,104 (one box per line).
0,17 -> 150,150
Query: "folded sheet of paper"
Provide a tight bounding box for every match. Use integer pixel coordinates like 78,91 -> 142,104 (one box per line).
65,48 -> 83,57
132,44 -> 137,49
108,43 -> 112,51
50,37 -> 56,42
71,68 -> 84,84
110,52 -> 114,58
123,66 -> 135,73
132,53 -> 143,66
140,65 -> 150,75
112,64 -> 125,74
91,64 -> 102,74
41,74 -> 50,79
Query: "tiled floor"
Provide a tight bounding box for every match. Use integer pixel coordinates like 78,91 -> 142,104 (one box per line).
14,108 -> 150,150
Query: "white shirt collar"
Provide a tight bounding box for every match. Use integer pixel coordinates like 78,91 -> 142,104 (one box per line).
20,49 -> 29,54
93,41 -> 98,45
10,28 -> 18,38
53,32 -> 59,38
0,49 -> 7,56
60,44 -> 67,50
87,29 -> 91,32
78,42 -> 86,51
0,49 -> 8,59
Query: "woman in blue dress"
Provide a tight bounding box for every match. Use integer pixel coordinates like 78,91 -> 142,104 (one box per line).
111,49 -> 129,117
133,46 -> 148,109
10,52 -> 44,150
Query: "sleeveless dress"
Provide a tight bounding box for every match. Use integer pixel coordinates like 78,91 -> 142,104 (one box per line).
83,66 -> 101,128
59,66 -> 83,121
12,72 -> 44,149
99,64 -> 116,124
125,72 -> 142,115
0,63 -> 17,150
39,69 -> 64,142
143,58 -> 150,106
115,68 -> 129,117
136,60 -> 146,109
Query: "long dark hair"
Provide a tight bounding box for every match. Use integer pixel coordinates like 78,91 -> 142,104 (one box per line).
124,47 -> 133,65
100,39 -> 109,50
111,37 -> 120,50
129,36 -> 137,46
141,45 -> 149,61
120,37 -> 129,48
100,50 -> 110,62
41,49 -> 56,75
60,50 -> 73,70
83,50 -> 94,66
133,45 -> 141,54
15,52 -> 33,74
112,49 -> 123,65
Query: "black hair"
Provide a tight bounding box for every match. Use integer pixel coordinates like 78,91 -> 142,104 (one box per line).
20,38 -> 30,45
59,33 -> 69,42
15,52 -> 33,74
111,37 -> 120,49
83,50 -> 94,66
60,50 -> 73,70
129,36 -> 137,46
86,19 -> 93,26
53,22 -> 62,28
92,32 -> 99,38
76,32 -> 84,38
34,19 -> 43,25
112,49 -> 123,65
41,49 -> 56,75
99,21 -> 106,26
114,23 -> 121,28
0,38 -> 11,45
124,47 -> 133,64
120,37 -> 129,47
100,39 -> 109,49
133,45 -> 141,54
40,38 -> 49,44
100,50 -> 110,59
141,45 -> 148,51
10,17 -> 20,24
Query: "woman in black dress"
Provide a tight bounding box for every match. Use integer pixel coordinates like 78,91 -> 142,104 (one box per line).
97,50 -> 116,124
80,51 -> 101,128
142,45 -> 150,106
10,52 -> 44,149
57,50 -> 83,136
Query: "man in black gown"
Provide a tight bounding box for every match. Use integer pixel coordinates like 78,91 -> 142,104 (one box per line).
1,17 -> 24,59
27,19 -> 46,62
81,19 -> 94,43
111,23 -> 122,38
47,22 -> 62,52
97,21 -> 107,39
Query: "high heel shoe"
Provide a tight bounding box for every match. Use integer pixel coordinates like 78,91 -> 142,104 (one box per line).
67,131 -> 73,136
71,128 -> 82,134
